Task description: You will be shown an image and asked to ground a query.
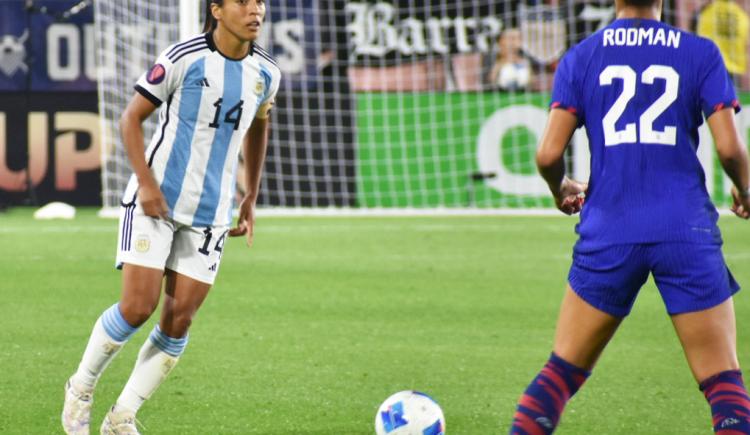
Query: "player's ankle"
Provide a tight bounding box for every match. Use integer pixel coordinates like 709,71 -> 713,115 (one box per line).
112,403 -> 137,415
70,375 -> 95,394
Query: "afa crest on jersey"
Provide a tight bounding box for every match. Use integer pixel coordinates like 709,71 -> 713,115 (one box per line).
254,77 -> 264,96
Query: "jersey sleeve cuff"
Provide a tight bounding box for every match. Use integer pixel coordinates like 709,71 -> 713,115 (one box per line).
704,99 -> 741,118
550,101 -> 583,126
550,101 -> 579,115
134,84 -> 163,107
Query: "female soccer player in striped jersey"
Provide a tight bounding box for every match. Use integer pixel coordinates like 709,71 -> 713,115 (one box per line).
508,0 -> 750,433
62,1 -> 280,433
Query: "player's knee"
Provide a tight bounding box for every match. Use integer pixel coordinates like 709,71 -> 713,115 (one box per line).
119,300 -> 158,327
162,313 -> 193,338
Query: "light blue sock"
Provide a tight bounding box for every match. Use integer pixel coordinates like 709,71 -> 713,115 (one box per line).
149,324 -> 188,357
101,303 -> 139,342
72,303 -> 140,390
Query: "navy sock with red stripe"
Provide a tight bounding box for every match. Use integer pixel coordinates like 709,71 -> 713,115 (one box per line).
700,370 -> 750,434
509,353 -> 590,435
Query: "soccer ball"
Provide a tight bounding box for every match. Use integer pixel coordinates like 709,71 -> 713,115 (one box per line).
375,390 -> 445,435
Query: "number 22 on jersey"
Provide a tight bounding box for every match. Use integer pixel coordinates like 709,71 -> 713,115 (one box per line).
600,65 -> 679,146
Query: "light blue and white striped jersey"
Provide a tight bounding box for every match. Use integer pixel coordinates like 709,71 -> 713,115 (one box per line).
122,32 -> 281,227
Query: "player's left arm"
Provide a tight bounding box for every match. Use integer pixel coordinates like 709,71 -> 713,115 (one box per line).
707,108 -> 750,219
536,109 -> 587,215
229,114 -> 270,246
698,39 -> 749,218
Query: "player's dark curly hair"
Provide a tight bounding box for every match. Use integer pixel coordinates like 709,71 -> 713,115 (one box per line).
203,0 -> 222,33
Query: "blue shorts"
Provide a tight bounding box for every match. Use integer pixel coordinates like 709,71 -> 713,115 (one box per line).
568,242 -> 740,317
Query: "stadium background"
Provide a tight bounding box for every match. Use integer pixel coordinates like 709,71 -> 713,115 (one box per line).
1,0 -> 748,210
2,2 -> 750,434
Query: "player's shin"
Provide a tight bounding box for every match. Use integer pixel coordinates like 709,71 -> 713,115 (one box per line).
113,324 -> 188,414
700,370 -> 750,434
72,303 -> 140,391
509,353 -> 590,435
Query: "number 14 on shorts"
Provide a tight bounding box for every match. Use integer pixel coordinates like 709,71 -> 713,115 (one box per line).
199,228 -> 227,257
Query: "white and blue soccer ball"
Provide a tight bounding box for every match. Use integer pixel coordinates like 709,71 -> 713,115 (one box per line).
375,390 -> 445,435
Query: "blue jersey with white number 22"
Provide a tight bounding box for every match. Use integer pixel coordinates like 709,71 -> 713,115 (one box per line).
552,18 -> 740,248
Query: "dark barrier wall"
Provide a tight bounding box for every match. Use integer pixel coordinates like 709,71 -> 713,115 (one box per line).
262,0 -> 357,207
0,0 -> 98,206
0,93 -> 100,205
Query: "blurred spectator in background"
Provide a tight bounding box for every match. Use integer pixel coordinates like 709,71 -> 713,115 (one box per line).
487,28 -> 532,92
696,0 -> 749,86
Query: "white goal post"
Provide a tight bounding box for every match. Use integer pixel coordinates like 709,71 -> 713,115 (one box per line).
179,0 -> 201,40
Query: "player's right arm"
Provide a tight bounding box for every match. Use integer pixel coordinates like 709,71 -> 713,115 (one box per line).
119,93 -> 167,218
538,48 -> 587,215
707,108 -> 750,219
537,109 -> 587,215
123,41 -> 183,218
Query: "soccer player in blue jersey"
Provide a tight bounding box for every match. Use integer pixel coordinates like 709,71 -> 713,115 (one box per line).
508,0 -> 750,434
62,1 -> 280,434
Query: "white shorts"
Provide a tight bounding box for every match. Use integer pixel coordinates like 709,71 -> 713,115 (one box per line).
116,203 -> 229,285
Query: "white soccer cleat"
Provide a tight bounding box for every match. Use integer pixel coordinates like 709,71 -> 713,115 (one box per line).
100,407 -> 141,435
62,378 -> 93,435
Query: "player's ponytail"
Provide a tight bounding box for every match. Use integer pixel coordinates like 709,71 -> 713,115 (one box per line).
202,0 -> 222,33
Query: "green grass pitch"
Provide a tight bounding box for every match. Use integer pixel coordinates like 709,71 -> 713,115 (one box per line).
1,207 -> 748,434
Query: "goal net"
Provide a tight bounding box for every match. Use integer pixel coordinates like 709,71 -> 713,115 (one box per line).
95,0 -> 749,212
95,0 -> 182,214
